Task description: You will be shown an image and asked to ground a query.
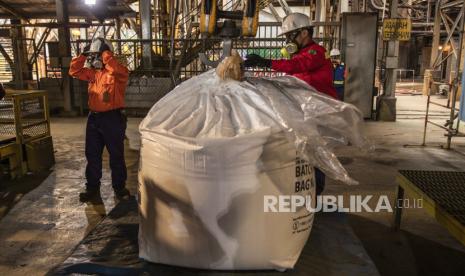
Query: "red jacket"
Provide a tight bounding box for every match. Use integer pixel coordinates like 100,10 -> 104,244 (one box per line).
271,42 -> 338,99
69,51 -> 129,112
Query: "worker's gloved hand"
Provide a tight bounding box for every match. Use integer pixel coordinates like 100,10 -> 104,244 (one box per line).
244,54 -> 272,68
81,44 -> 91,56
98,38 -> 111,53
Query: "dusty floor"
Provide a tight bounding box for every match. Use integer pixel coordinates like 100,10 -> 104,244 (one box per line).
331,94 -> 465,275
0,94 -> 465,275
0,118 -> 140,275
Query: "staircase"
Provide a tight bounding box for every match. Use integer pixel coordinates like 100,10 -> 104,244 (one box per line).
155,0 -> 239,78
172,0 -> 276,75
0,37 -> 14,83
134,0 -> 274,79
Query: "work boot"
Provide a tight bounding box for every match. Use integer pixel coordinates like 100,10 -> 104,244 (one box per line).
79,186 -> 101,202
114,187 -> 131,200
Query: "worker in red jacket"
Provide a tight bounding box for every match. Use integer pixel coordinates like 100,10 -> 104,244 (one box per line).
69,37 -> 130,202
244,13 -> 338,100
244,13 -> 337,195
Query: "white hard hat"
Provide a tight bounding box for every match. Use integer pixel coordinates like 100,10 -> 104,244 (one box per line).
278,13 -> 314,36
88,37 -> 114,53
330,48 -> 341,57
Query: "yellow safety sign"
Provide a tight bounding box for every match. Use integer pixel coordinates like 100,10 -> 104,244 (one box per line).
383,18 -> 411,41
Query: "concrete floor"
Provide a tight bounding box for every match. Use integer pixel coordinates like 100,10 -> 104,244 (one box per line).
0,94 -> 465,275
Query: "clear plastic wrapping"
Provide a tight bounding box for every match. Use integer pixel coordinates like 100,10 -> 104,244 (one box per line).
140,70 -> 369,185
138,70 -> 370,269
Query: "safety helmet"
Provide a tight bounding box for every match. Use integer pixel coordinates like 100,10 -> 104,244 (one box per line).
330,48 -> 341,57
278,13 -> 314,36
87,37 -> 114,54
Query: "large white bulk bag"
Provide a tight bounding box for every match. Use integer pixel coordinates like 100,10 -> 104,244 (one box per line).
138,70 -> 367,270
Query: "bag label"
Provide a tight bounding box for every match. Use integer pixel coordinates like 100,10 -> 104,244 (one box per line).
292,157 -> 314,234
294,157 -> 314,193
292,213 -> 313,234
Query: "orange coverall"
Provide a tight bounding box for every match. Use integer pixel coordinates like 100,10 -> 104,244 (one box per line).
69,51 -> 129,112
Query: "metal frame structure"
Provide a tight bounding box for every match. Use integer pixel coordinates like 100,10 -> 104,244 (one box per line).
0,89 -> 51,177
422,0 -> 465,149
64,21 -> 340,79
64,23 -> 286,82
393,170 -> 465,247
0,1 -> 343,75
0,0 -> 346,114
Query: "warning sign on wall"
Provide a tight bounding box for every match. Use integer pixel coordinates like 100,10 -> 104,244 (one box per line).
383,18 -> 411,41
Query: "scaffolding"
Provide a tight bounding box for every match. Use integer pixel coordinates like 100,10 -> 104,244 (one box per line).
422,0 -> 465,149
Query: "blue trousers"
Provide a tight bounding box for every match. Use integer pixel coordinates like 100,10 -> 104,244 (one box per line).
315,168 -> 326,195
335,87 -> 344,101
85,109 -> 127,190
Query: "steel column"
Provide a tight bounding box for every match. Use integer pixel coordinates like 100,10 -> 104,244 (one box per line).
446,0 -> 465,149
430,0 -> 442,67
56,0 -> 74,114
10,19 -> 29,89
115,18 -> 122,55
384,0 -> 399,98
421,0 -> 465,147
140,0 -> 153,70
377,0 -> 399,121
341,0 -> 349,13
315,0 -> 322,37
352,0 -> 360,12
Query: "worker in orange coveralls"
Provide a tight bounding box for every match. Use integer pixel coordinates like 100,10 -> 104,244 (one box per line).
244,13 -> 338,100
69,37 -> 130,202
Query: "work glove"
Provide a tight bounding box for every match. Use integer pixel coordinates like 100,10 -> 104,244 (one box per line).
244,54 -> 272,68
97,38 -> 111,53
81,44 -> 91,56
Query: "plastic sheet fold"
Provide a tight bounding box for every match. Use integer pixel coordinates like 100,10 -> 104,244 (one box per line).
138,70 -> 369,270
140,70 -> 369,185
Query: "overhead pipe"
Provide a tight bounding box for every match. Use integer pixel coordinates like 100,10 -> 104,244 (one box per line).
440,0 -> 463,9
276,0 -> 292,16
267,3 -> 282,22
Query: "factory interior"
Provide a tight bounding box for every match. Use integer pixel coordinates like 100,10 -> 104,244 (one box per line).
1,0 -> 465,275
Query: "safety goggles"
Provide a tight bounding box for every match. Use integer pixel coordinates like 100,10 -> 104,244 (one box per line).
285,30 -> 301,43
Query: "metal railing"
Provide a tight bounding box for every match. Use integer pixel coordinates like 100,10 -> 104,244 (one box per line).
41,22 -> 336,83
0,90 -> 50,144
0,37 -> 42,87
41,23 -> 287,81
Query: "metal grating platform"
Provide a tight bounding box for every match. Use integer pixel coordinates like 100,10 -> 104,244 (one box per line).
399,170 -> 465,226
